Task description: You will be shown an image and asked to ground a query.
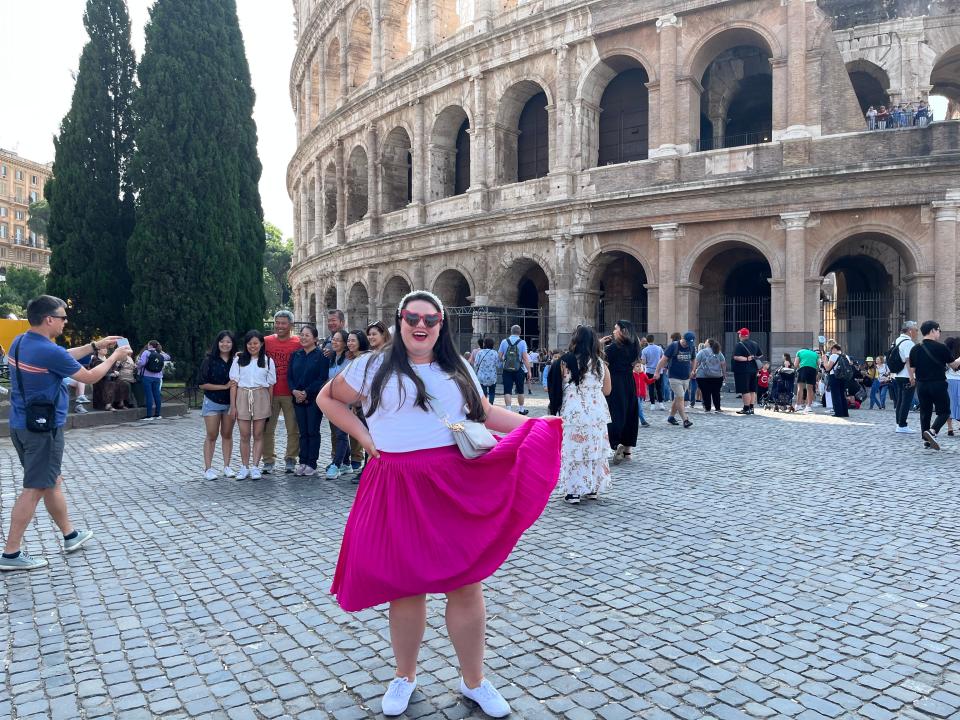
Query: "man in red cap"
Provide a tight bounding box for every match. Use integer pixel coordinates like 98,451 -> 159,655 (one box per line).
732,328 -> 763,414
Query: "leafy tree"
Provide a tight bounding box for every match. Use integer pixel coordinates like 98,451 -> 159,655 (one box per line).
27,200 -> 50,238
263,221 -> 292,316
128,0 -> 265,378
5,268 -> 47,305
45,0 -> 137,340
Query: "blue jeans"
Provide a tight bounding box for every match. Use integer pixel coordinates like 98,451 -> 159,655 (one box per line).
142,376 -> 162,417
869,380 -> 889,409
328,421 -> 350,467
481,384 -> 496,405
949,379 -> 960,421
685,378 -> 698,404
637,398 -> 647,424
294,401 -> 322,469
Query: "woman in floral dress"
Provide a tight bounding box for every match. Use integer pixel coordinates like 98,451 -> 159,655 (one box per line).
547,326 -> 612,505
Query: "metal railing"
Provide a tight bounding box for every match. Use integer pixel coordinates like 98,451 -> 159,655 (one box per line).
696,132 -> 770,151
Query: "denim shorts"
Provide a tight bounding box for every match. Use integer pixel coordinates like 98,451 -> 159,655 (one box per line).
201,397 -> 231,417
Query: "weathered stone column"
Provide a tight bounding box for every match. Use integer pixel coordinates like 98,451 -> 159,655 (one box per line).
411,99 -> 427,222
314,164 -> 323,244
674,76 -> 702,155
780,211 -> 811,333
805,277 -> 822,339
651,14 -> 680,157
415,0 -> 432,57
653,223 -> 680,334
932,191 -> 960,329
335,140 -> 346,245
783,0 -> 812,139
339,19 -> 349,105
367,269 -> 380,323
317,50 -> 326,120
336,275 -> 347,313
296,84 -> 303,139
908,273 -> 936,324
770,57 -> 789,140
366,124 -> 380,234
768,277 -> 786,340
371,0 -> 383,85
468,73 -> 489,211
473,0 -> 495,33
676,283 -> 702,334
299,180 -> 310,249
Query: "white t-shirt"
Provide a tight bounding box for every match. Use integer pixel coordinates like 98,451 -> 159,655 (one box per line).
343,353 -> 484,452
229,356 -> 276,388
894,334 -> 915,378
828,353 -> 840,376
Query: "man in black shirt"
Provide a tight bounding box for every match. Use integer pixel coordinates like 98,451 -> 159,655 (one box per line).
732,328 -> 763,414
908,320 -> 960,450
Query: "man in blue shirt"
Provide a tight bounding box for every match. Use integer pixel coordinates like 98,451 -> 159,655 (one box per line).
654,331 -> 696,428
1,295 -> 132,572
641,335 -> 665,410
498,325 -> 532,415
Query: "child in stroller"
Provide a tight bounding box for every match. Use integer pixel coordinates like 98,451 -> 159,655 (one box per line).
763,355 -> 797,412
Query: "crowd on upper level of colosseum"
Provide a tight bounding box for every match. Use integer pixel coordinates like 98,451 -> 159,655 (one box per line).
864,101 -> 932,130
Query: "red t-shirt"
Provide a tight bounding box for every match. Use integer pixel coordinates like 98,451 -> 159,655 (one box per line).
264,334 -> 301,396
758,369 -> 771,388
633,371 -> 654,399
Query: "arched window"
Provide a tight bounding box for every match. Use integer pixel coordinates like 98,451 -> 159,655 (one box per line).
430,106 -> 470,199
382,127 -> 413,212
348,8 -> 372,89
347,146 -> 369,223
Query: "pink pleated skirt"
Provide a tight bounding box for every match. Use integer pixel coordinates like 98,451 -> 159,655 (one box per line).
330,418 -> 562,611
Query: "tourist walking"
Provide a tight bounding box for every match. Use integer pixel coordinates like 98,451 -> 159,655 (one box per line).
889,321 -> 919,433
263,310 -> 302,474
366,320 -> 392,351
603,320 -> 641,460
197,331 -> 237,480
2,295 -> 132,571
324,329 -> 351,479
909,321 -> 960,450
317,290 -> 561,718
732,328 -> 762,414
822,343 -> 851,418
655,331 -> 696,428
693,338 -> 726,412
642,334 -> 665,409
547,326 -> 611,504
946,336 -> 960,429
229,330 -> 276,480
288,325 -> 329,477
473,337 -> 499,405
794,345 -> 820,412
499,325 -> 532,414
137,339 -> 170,420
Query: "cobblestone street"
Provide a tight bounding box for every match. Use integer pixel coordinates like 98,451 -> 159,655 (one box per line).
2,400 -> 960,720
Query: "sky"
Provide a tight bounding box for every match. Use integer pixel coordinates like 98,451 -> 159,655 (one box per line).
0,0 -> 297,238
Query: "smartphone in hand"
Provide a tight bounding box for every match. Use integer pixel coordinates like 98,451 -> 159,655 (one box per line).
117,338 -> 130,348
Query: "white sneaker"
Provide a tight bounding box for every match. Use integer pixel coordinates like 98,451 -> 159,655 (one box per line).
294,464 -> 305,476
460,677 -> 511,718
895,426 -> 917,434
301,466 -> 316,477
249,467 -> 262,480
236,465 -> 249,480
657,403 -> 666,411
222,466 -> 236,479
381,676 -> 417,716
203,467 -> 218,481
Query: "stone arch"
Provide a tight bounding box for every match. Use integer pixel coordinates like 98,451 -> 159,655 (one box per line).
381,125 -> 413,213
930,44 -> 960,120
683,23 -> 783,81
429,105 -> 471,200
381,274 -> 413,321
431,268 -> 473,307
323,161 -> 337,229
577,53 -> 654,169
846,59 -> 891,114
495,256 -> 552,349
346,144 -> 369,224
495,79 -> 553,184
682,233 -> 782,285
347,281 -> 370,328
576,48 -> 658,103
586,250 -> 650,334
325,37 -> 341,114
348,6 -> 373,90
811,225 -> 923,280
383,0 -> 414,68
581,242 -> 657,289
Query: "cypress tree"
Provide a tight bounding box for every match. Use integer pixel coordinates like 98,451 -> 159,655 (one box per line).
46,0 -> 137,339
128,0 -> 264,377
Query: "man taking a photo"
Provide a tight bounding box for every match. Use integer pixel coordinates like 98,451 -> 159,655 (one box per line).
1,295 -> 132,572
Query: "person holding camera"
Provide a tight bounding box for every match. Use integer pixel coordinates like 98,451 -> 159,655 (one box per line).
1,295 -> 133,572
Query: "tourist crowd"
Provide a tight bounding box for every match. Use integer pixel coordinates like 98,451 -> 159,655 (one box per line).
864,101 -> 932,130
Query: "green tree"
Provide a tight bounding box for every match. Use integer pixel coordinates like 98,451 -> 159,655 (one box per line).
5,267 -> 47,305
45,0 -> 137,340
27,199 -> 50,238
128,0 -> 265,377
263,221 -> 292,316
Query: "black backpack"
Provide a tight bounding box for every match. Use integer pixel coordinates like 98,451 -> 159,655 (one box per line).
833,354 -> 854,381
885,339 -> 908,374
145,351 -> 165,374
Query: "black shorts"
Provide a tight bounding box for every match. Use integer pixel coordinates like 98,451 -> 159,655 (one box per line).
502,369 -> 526,395
734,371 -> 758,394
797,366 -> 817,385
11,427 -> 65,489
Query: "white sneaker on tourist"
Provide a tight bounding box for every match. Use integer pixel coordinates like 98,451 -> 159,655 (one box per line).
203,467 -> 218,481
896,426 -> 917,434
381,676 -> 417,716
236,465 -> 249,480
249,466 -> 262,480
294,463 -> 305,476
222,466 -> 236,479
301,465 -> 316,477
657,403 -> 666,411
460,677 -> 511,718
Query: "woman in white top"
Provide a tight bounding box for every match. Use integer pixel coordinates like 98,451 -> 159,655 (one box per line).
318,290 -> 562,718
229,330 -> 276,480
822,342 -> 849,417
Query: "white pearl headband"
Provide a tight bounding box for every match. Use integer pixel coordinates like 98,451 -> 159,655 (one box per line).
397,290 -> 445,319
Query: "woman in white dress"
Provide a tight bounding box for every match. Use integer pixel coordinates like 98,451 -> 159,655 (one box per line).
547,326 -> 612,505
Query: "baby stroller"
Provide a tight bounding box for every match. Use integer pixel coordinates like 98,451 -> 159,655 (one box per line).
769,366 -> 797,412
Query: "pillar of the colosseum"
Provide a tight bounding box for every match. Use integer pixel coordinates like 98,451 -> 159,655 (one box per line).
932,193 -> 959,330
781,211 -> 811,333
908,272 -> 936,325
771,57 -> 789,140
413,264 -> 425,291
652,14 -> 680,156
314,169 -> 323,245
653,223 -> 679,334
367,269 -> 380,322
366,124 -> 380,234
473,0 -> 495,33
768,278 -> 786,345
296,83 -> 303,139
371,0 -> 383,84
336,275 -> 348,315
299,181 -> 310,251
675,282 -> 701,335
412,100 -> 427,222
318,49 -> 327,123
469,74 -> 489,196
551,44 -> 573,180
784,0 -> 811,138
339,20 -> 349,106
674,76 -> 701,155
805,277 -> 822,338
644,283 -> 659,336
415,0 -> 432,59
335,140 -> 346,244
304,65 -> 313,132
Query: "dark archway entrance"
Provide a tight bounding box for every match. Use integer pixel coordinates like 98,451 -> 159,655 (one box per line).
697,246 -> 772,353
598,65 -> 650,166
593,252 -> 648,333
847,60 -> 891,114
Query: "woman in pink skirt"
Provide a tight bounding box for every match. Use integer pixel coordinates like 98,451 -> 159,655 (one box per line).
318,290 -> 562,717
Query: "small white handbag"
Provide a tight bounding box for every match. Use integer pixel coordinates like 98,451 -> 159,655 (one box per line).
427,399 -> 497,459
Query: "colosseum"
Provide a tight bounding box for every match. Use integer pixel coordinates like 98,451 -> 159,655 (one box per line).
287,0 -> 960,359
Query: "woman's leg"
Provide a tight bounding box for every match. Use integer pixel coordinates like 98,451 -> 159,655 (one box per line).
152,379 -> 163,416
238,419 -> 252,466
203,415 -> 221,469
293,403 -> 309,465
637,397 -> 646,423
713,378 -> 723,410
389,595 -> 427,680
220,414 -> 235,468
879,383 -> 889,408
307,405 -> 322,468
252,419 -> 266,465
948,380 -> 960,421
870,380 -> 880,409
333,426 -> 350,466
143,378 -> 155,418
445,583 -> 486,688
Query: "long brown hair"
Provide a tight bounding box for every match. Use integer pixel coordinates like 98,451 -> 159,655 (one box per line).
363,292 -> 485,421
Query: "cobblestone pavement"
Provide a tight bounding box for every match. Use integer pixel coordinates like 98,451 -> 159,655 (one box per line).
2,399 -> 960,720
